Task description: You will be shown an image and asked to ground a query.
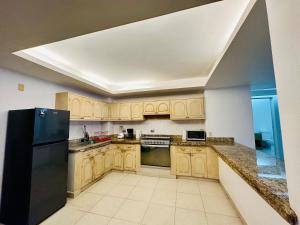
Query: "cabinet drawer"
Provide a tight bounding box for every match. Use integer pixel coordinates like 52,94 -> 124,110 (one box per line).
190,147 -> 208,154
175,147 -> 192,154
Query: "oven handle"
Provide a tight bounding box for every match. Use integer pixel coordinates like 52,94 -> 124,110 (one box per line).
141,144 -> 170,148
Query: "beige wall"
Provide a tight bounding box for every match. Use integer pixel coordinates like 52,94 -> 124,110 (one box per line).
265,0 -> 300,217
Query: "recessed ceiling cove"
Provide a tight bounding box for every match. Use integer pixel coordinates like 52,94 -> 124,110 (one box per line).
14,0 -> 250,94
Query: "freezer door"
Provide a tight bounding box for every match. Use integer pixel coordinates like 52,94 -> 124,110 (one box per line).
33,108 -> 70,144
28,141 -> 68,225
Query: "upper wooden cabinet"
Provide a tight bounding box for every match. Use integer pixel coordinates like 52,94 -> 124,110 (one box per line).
119,103 -> 131,120
56,92 -> 204,121
131,102 -> 144,121
143,100 -> 170,115
170,98 -> 205,120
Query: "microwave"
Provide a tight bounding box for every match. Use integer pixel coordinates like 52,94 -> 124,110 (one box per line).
186,130 -> 206,141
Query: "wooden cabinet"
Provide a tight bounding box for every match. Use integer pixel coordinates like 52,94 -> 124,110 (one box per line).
113,148 -> 124,170
207,148 -> 219,179
109,103 -> 120,120
171,99 -> 187,120
56,92 -> 83,120
119,103 -> 131,120
143,100 -> 170,115
93,150 -> 105,179
81,97 -> 94,119
176,153 -> 191,176
171,146 -> 217,179
143,101 -> 156,115
94,101 -> 109,121
171,98 -> 205,120
123,150 -> 136,171
191,153 -> 207,178
81,154 -> 94,188
104,148 -> 114,172
131,102 -> 144,120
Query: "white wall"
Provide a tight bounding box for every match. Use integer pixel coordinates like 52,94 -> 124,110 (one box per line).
0,68 -> 104,197
219,159 -> 289,225
265,0 -> 300,217
205,86 -> 255,148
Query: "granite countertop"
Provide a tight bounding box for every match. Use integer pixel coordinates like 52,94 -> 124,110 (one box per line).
170,137 -> 234,146
211,144 -> 297,225
111,138 -> 140,144
69,140 -> 112,152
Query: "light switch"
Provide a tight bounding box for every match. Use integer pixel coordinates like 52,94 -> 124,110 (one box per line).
18,83 -> 24,92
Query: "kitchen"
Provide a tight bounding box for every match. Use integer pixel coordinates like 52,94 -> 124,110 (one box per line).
0,0 -> 299,225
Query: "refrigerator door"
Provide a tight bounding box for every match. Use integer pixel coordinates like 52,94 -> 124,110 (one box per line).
28,141 -> 68,225
33,108 -> 70,145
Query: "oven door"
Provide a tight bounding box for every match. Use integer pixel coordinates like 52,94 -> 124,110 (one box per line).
141,144 -> 170,167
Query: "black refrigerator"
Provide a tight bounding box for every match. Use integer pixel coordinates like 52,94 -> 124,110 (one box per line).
0,108 -> 70,225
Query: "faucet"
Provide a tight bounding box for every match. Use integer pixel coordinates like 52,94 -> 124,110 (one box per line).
82,125 -> 90,142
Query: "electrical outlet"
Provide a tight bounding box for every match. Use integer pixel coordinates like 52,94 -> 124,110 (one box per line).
208,132 -> 212,137
18,83 -> 24,92
150,129 -> 155,133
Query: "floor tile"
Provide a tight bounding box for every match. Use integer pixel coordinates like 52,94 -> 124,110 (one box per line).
102,172 -> 126,184
108,184 -> 135,198
137,176 -> 159,189
202,195 -> 238,217
67,192 -> 103,211
128,186 -> 154,202
120,174 -> 142,186
151,189 -> 177,206
177,180 -> 200,194
175,208 -> 207,225
156,178 -> 177,192
176,193 -> 204,211
142,203 -> 175,225
114,199 -> 148,223
206,213 -> 243,225
109,218 -> 140,225
75,213 -> 110,225
86,181 -> 115,195
198,181 -> 227,197
40,206 -> 85,225
90,196 -> 125,217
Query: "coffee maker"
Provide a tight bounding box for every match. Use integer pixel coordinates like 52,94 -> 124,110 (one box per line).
127,128 -> 134,139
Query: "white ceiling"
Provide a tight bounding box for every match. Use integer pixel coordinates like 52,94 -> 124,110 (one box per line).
15,0 -> 250,94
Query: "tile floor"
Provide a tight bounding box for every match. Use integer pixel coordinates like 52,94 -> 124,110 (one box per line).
41,172 -> 245,225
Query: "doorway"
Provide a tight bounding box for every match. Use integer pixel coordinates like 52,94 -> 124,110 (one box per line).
251,95 -> 284,166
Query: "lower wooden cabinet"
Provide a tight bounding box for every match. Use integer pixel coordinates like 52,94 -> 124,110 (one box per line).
171,146 -> 218,179
80,155 -> 94,188
68,143 -> 140,197
191,152 -> 207,178
113,149 -> 124,170
93,151 -> 105,179
176,153 -> 191,176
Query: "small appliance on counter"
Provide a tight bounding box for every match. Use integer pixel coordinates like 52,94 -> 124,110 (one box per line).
117,132 -> 125,139
126,128 -> 134,139
186,130 -> 206,141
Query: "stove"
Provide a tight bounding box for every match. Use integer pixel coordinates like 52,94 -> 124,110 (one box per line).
141,135 -> 171,167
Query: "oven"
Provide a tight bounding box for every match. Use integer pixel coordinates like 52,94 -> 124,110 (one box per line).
141,136 -> 171,167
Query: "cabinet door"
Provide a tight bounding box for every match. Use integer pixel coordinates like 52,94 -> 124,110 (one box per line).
143,101 -> 156,115
94,101 -> 102,120
176,153 -> 191,176
101,103 -> 109,120
93,151 -> 104,179
156,100 -> 170,114
119,103 -> 131,120
82,97 -> 94,119
207,148 -> 219,179
109,103 -> 120,120
171,100 -> 187,120
187,98 -> 205,119
113,149 -> 124,170
68,94 -> 82,119
131,102 -> 144,120
123,151 -> 136,171
104,149 -> 113,172
81,156 -> 93,188
191,153 -> 207,178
